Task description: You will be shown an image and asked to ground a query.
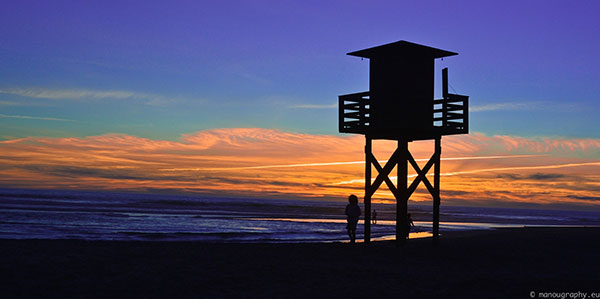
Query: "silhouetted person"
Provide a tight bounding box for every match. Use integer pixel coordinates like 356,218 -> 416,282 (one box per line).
406,213 -> 415,239
345,194 -> 361,243
372,209 -> 377,225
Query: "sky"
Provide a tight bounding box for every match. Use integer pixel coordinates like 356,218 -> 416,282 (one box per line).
1,0 -> 599,210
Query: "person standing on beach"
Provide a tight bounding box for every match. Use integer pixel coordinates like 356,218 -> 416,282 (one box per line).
345,194 -> 361,243
406,213 -> 415,239
372,209 -> 377,225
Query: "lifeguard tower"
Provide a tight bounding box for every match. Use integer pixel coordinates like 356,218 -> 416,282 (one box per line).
338,40 -> 469,244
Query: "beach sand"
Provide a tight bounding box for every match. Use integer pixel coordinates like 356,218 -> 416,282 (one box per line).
1,227 -> 599,298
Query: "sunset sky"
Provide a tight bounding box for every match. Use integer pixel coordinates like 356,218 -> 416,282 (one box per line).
1,1 -> 599,210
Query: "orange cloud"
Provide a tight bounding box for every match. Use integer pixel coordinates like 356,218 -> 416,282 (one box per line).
0,129 -> 598,209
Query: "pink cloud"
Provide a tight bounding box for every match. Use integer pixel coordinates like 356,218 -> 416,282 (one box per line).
0,128 -> 598,207
454,133 -> 600,156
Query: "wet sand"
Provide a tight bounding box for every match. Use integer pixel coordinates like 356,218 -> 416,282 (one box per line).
1,227 -> 599,298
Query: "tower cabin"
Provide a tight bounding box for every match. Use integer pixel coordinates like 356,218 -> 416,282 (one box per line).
339,40 -> 468,140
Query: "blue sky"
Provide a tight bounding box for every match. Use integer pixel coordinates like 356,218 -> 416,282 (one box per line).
1,0 -> 599,140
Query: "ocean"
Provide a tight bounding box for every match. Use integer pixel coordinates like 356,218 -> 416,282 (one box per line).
1,188 -> 599,243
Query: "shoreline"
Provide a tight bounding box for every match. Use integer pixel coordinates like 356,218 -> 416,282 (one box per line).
1,227 -> 599,298
4,222 -> 599,243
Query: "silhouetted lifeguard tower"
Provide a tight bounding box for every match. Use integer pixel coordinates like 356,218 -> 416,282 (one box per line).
338,40 -> 469,244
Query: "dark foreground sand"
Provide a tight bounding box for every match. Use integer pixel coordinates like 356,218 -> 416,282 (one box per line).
1,227 -> 599,298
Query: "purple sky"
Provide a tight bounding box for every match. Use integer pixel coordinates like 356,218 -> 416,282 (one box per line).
1,0 -> 599,140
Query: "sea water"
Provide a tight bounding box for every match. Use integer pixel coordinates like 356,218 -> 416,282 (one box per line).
1,188 -> 599,242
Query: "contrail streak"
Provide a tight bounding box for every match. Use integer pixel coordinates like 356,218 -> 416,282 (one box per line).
439,161 -> 600,176
161,154 -> 546,171
0,113 -> 75,122
330,161 -> 600,185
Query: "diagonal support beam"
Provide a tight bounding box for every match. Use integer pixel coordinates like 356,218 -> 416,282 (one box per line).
407,151 -> 438,198
366,148 -> 401,198
370,153 -> 399,198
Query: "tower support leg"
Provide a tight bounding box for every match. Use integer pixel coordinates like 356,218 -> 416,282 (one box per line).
396,139 -> 408,245
433,137 -> 442,244
364,136 -> 372,243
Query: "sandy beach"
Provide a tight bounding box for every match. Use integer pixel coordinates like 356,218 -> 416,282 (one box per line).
1,227 -> 599,298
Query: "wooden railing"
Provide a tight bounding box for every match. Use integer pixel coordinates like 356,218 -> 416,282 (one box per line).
433,93 -> 469,135
339,91 -> 468,136
338,91 -> 370,134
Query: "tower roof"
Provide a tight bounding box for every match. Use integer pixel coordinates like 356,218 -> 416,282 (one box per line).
347,40 -> 457,59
